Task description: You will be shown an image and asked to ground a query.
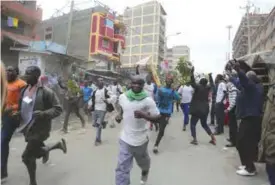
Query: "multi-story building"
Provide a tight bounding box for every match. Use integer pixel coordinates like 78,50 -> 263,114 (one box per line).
37,6 -> 126,71
121,1 -> 166,68
165,45 -> 190,70
232,13 -> 268,58
251,7 -> 275,53
1,0 -> 42,66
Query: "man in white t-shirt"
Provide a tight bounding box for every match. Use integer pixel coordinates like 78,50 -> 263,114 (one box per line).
115,75 -> 160,185
107,81 -> 123,128
89,78 -> 116,146
214,74 -> 227,135
178,82 -> 194,131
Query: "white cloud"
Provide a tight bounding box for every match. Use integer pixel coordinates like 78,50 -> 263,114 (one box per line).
37,0 -> 274,75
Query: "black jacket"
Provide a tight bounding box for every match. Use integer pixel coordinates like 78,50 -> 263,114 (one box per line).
189,74 -> 213,117
19,85 -> 62,141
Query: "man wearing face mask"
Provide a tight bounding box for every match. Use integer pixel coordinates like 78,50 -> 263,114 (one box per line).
18,66 -> 67,185
1,66 -> 26,182
115,75 -> 161,185
232,61 -> 263,176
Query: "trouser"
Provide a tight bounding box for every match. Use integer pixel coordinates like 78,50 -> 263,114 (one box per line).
180,103 -> 190,126
83,101 -> 89,115
210,101 -> 215,125
116,139 -> 150,185
266,164 -> 275,185
108,102 -> 119,127
154,114 -> 170,147
1,115 -> 19,177
190,114 -> 212,139
237,116 -> 261,172
93,110 -> 106,142
22,139 -> 63,185
215,102 -> 225,133
63,102 -> 85,131
228,107 -> 237,145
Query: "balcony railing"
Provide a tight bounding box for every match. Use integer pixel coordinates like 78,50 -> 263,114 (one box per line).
1,1 -> 42,24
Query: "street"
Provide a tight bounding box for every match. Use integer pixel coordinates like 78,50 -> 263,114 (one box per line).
6,111 -> 268,185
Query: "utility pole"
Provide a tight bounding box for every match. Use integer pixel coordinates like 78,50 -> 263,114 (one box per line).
66,0 -> 74,54
241,1 -> 254,54
226,25 -> 232,60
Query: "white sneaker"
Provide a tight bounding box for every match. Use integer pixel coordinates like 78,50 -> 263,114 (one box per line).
236,169 -> 256,176
140,180 -> 146,185
238,165 -> 245,170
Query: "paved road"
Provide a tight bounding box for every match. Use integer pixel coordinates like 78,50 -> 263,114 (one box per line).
6,111 -> 268,185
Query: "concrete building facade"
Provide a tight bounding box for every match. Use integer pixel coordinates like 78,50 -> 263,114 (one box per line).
251,7 -> 275,53
121,1 -> 166,68
36,6 -> 126,71
1,0 -> 42,66
232,13 -> 268,58
165,45 -> 190,70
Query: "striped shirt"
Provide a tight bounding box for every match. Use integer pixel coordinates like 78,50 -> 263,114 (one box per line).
226,82 -> 238,111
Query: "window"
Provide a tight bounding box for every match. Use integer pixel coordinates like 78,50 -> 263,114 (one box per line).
105,19 -> 114,28
143,15 -> 154,24
143,5 -> 154,15
133,17 -> 141,26
131,26 -> 141,35
142,35 -> 153,44
141,45 -> 152,53
131,36 -> 140,45
45,33 -> 52,40
102,39 -> 109,48
142,25 -> 154,34
131,46 -> 140,54
45,27 -> 53,32
133,7 -> 142,16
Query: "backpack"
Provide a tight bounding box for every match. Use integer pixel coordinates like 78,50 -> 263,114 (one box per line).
90,88 -> 114,112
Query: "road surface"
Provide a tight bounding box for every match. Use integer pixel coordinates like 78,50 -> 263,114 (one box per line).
6,111 -> 268,185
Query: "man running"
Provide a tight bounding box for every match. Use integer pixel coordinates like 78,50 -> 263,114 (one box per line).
189,67 -> 216,145
89,78 -> 115,146
1,66 -> 26,182
143,75 -> 158,131
115,75 -> 161,185
81,80 -> 93,115
19,66 -> 67,185
178,82 -> 194,131
153,76 -> 180,154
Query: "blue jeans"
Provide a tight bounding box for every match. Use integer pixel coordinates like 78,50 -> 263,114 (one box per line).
266,164 -> 275,185
180,103 -> 190,126
1,115 -> 19,177
190,114 -> 212,139
93,110 -> 106,142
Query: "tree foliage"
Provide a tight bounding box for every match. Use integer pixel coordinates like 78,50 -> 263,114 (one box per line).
176,57 -> 193,84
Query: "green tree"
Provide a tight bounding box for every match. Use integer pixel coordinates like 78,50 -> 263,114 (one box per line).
175,57 -> 192,84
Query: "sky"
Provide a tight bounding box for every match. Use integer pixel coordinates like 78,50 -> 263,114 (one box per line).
37,0 -> 274,75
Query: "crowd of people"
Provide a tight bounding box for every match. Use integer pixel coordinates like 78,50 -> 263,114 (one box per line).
0,59 -> 274,185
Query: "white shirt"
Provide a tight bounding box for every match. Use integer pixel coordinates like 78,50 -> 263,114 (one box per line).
94,88 -> 115,111
109,84 -> 122,97
144,83 -> 155,99
119,94 -> 160,146
178,85 -> 194,103
216,82 -> 227,103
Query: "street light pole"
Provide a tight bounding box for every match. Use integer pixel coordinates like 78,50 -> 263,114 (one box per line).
241,1 -> 253,54
226,25 -> 232,60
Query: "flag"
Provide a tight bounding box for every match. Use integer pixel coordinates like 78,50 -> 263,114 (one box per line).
7,17 -> 18,28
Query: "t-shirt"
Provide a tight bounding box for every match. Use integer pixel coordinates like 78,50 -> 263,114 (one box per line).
109,84 -> 122,97
144,83 -> 155,99
178,85 -> 194,103
119,94 -> 159,146
156,87 -> 180,115
94,88 -> 115,111
82,87 -> 93,102
5,78 -> 26,111
216,82 -> 227,103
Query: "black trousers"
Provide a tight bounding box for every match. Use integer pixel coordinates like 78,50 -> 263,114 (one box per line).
237,116 -> 261,172
228,107 -> 237,145
210,102 -> 215,125
154,114 -> 170,147
215,102 -> 225,133
63,102 -> 85,131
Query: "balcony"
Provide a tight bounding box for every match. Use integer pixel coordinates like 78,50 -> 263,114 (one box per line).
1,1 -> 42,25
114,34 -> 125,49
